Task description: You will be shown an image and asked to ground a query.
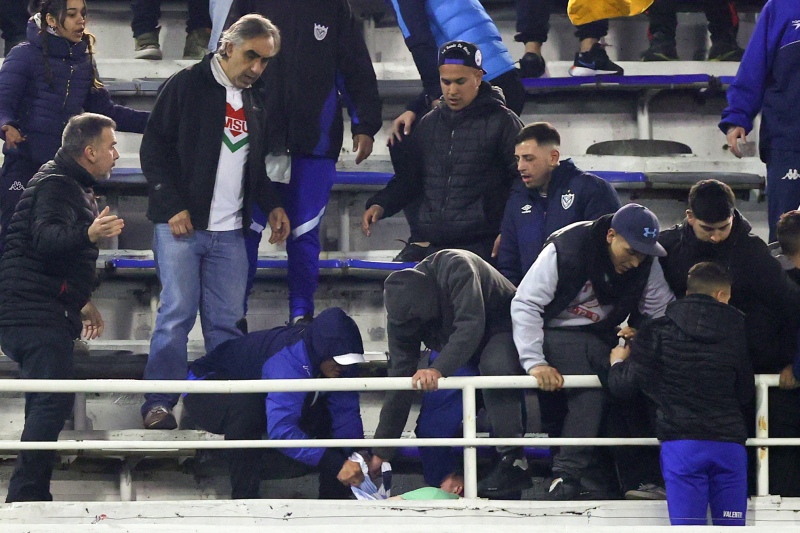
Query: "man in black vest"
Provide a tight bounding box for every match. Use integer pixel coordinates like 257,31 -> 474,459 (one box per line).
509,204 -> 674,500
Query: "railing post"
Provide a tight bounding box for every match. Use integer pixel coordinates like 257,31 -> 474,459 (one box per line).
462,384 -> 478,499
73,393 -> 89,431
755,376 -> 770,496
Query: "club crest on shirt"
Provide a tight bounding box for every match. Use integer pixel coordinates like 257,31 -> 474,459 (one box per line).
561,192 -> 575,210
314,23 -> 328,41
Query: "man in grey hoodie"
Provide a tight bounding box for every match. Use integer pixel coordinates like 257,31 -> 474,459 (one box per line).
368,249 -> 531,497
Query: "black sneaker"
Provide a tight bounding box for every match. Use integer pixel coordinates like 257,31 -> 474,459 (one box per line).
477,453 -> 533,498
570,43 -> 624,77
641,35 -> 679,61
519,52 -> 546,79
708,38 -> 744,61
540,476 -> 581,500
392,241 -> 430,262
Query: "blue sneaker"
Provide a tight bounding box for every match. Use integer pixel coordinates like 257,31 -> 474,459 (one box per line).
569,43 -> 624,77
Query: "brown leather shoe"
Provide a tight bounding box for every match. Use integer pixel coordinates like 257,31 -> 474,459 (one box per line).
143,406 -> 177,429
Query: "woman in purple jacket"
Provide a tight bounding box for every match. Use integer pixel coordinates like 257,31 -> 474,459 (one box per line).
0,0 -> 149,252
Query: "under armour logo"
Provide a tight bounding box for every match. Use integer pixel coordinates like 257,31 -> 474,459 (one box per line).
643,228 -> 658,238
793,20 -> 800,30
521,204 -> 531,214
783,169 -> 800,180
8,181 -> 24,191
314,23 -> 328,41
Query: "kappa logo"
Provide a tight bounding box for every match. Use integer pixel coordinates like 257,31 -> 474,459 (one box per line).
643,227 -> 658,238
8,181 -> 24,191
314,23 -> 328,41
561,192 -> 574,210
783,169 -> 800,180
793,20 -> 800,30
521,204 -> 532,214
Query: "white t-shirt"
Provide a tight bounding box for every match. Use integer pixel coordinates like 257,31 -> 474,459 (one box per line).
207,54 -> 247,231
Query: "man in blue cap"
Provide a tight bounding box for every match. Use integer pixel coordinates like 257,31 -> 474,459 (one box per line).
183,307 -> 366,499
505,204 -> 674,500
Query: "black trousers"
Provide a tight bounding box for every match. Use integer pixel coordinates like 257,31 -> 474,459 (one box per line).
183,392 -> 351,499
647,0 -> 738,41
0,0 -> 27,55
515,0 -> 608,45
130,0 -> 212,37
0,326 -> 75,502
767,388 -> 800,497
605,392 -> 663,493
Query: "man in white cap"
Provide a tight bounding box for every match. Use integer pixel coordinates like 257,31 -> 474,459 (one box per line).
182,307 -> 366,499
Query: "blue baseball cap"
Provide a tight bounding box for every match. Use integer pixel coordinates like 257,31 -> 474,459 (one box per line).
610,204 -> 667,257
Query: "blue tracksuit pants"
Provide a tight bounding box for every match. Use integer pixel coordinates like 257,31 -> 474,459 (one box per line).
244,156 -> 335,319
660,440 -> 747,526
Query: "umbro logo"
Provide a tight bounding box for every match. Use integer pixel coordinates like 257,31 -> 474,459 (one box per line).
793,20 -> 800,30
783,169 -> 800,180
521,204 -> 532,214
8,181 -> 24,191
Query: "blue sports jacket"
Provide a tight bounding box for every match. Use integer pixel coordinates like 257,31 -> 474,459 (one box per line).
188,308 -> 364,471
392,0 -> 515,83
720,0 -> 800,158
497,159 -> 620,286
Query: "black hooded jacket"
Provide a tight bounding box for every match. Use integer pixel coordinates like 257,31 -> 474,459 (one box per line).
658,210 -> 800,373
0,149 -> 99,337
609,294 -> 754,444
367,82 -> 523,246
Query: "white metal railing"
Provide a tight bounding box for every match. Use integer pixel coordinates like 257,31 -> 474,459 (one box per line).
0,374 -> 785,499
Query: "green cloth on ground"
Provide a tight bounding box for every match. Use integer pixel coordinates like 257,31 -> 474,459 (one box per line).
400,487 -> 460,500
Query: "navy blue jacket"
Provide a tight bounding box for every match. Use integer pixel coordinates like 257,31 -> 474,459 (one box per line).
720,0 -> 800,159
188,308 -> 364,471
497,159 -> 620,286
0,19 -> 148,166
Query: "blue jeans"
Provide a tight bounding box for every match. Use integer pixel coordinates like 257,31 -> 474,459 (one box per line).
208,0 -> 234,52
143,226 -> 246,414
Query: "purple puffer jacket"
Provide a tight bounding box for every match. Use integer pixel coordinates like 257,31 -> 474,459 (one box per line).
0,19 -> 149,165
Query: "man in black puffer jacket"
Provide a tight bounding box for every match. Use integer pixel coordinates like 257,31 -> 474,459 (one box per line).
608,262 -> 754,526
362,40 -> 522,262
0,113 -> 124,502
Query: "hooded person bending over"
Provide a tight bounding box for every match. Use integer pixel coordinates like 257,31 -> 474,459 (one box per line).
183,307 -> 366,499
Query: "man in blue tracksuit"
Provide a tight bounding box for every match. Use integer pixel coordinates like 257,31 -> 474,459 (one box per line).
226,0 -> 382,325
720,0 -> 800,242
183,307 -> 367,499
497,122 -> 620,286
